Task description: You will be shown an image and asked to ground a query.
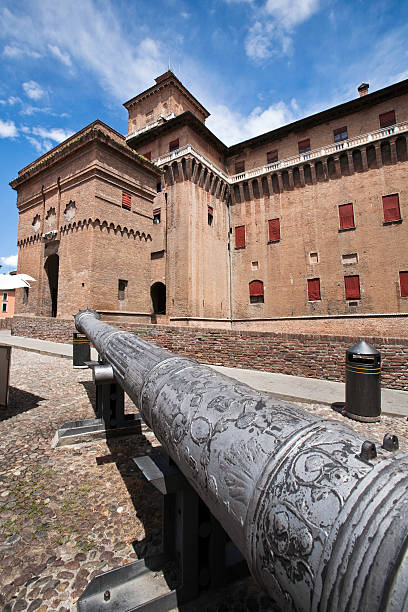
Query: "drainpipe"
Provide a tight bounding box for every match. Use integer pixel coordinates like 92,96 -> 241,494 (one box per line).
227,194 -> 233,328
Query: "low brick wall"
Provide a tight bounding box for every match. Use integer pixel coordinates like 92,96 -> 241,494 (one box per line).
12,315 -> 408,390
0,317 -> 12,330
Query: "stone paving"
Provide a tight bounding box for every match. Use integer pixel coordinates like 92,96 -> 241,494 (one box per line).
0,349 -> 407,611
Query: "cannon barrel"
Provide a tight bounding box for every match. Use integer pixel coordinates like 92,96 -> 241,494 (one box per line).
75,309 -> 408,612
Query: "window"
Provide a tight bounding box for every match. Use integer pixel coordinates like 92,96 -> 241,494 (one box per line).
251,261 -> 258,270
400,272 -> 408,297
118,279 -> 128,300
143,151 -> 151,161
122,192 -> 131,210
309,252 -> 319,264
23,287 -> 29,305
268,218 -> 280,242
342,253 -> 358,265
2,292 -> 7,302
379,110 -> 396,128
235,160 -> 245,174
2,303 -> 7,313
339,203 -> 355,230
382,194 -> 401,222
208,206 -> 213,226
307,278 -> 321,301
235,225 -> 246,248
156,182 -> 162,193
153,208 -> 161,224
334,127 -> 348,142
267,150 -> 278,164
345,275 -> 360,300
151,250 -> 165,260
169,139 -> 179,152
249,280 -> 264,303
298,139 -> 311,154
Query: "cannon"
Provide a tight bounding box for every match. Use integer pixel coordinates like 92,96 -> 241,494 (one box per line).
75,308 -> 408,612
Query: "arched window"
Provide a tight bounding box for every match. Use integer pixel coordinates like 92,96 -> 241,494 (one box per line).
303,164 -> 312,185
315,161 -> 324,181
396,136 -> 407,162
249,280 -> 264,304
381,141 -> 392,165
327,157 -> 336,178
293,167 -> 301,187
352,149 -> 363,172
340,153 -> 350,175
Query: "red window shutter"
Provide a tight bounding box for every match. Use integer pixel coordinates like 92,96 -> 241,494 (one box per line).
143,151 -> 151,161
298,139 -> 310,153
169,139 -> 179,151
153,208 -> 161,215
382,194 -> 401,222
345,275 -> 360,299
339,203 -> 355,229
208,206 -> 213,214
268,218 -> 280,242
307,278 -> 321,301
400,272 -> 408,297
379,110 -> 396,128
249,280 -> 264,297
235,225 -> 246,248
122,192 -> 131,210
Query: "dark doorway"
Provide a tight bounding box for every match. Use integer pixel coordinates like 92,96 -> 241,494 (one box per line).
44,254 -> 59,317
151,282 -> 166,315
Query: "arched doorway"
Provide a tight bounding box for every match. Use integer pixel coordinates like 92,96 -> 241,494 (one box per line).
44,254 -> 59,317
151,282 -> 166,315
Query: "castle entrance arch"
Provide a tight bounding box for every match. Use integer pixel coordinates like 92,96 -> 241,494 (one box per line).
44,254 -> 59,317
151,282 -> 166,315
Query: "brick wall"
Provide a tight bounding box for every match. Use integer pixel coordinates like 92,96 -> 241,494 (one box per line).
0,317 -> 11,330
12,315 -> 408,390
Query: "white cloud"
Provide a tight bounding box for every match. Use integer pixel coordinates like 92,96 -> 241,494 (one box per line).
207,100 -> 297,145
48,44 -> 72,67
0,255 -> 18,268
23,125 -> 74,154
8,96 -> 21,105
0,1 -> 166,102
245,20 -> 291,60
20,104 -> 53,116
264,0 -> 320,28
25,135 -> 44,153
31,126 -> 73,142
0,118 -> 18,138
3,43 -> 41,59
22,80 -> 46,101
226,0 -> 321,60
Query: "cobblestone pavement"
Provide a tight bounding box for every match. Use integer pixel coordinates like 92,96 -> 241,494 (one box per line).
0,349 -> 407,612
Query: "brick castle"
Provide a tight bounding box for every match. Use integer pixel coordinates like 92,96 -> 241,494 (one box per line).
10,72 -> 408,330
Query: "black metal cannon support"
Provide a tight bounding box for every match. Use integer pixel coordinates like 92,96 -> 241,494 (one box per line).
78,452 -> 247,611
54,360 -> 140,446
74,308 -> 408,612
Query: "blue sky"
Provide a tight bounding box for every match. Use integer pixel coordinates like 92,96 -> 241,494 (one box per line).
0,0 -> 407,270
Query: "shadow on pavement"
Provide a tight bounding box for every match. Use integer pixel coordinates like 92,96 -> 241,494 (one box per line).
0,387 -> 45,422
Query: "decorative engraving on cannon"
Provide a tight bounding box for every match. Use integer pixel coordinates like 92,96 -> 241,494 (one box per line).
74,308 -> 408,612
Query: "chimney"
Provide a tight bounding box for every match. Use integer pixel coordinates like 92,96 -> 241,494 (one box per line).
358,83 -> 369,97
